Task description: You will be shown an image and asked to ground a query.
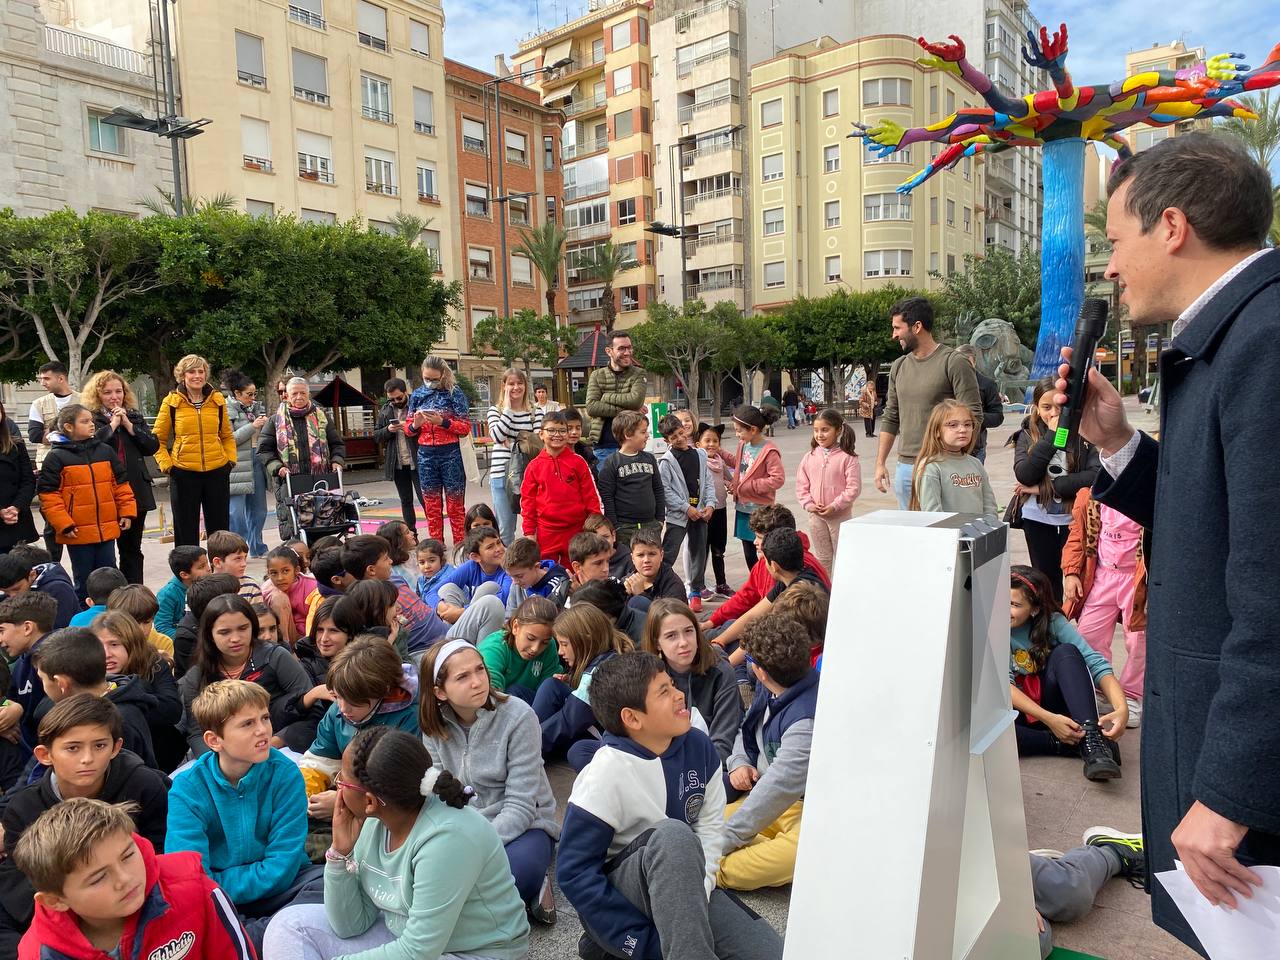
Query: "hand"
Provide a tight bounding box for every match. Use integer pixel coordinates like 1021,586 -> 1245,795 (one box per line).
422,410 -> 444,425
307,789 -> 338,820
0,726 -> 18,744
553,672 -> 569,684
64,526 -> 79,540
1011,481 -> 1034,497
623,573 -> 646,597
916,33 -> 967,64
1054,348 -> 1134,454
0,506 -> 16,525
726,480 -> 739,497
118,518 -> 131,531
1035,910 -> 1045,934
1043,711 -> 1083,745
874,462 -> 890,493
435,601 -> 463,624
277,466 -> 289,478
330,785 -> 366,855
1043,408 -> 1060,431
1099,705 -> 1127,740
1063,574 -> 1083,607
253,415 -> 269,430
1171,801 -> 1260,908
686,507 -> 700,521
412,411 -> 429,428
729,766 -> 759,792
0,701 -> 22,733
387,420 -> 401,434
1022,23 -> 1068,74
305,683 -> 335,709
700,507 -> 713,521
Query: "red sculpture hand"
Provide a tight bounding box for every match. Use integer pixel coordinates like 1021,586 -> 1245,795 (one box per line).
1041,24 -> 1068,63
917,34 -> 966,63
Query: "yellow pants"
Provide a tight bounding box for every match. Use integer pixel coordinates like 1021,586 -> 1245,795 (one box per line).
716,799 -> 803,890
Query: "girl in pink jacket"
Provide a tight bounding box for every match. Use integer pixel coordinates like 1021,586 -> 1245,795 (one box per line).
729,404 -> 784,569
795,408 -> 861,573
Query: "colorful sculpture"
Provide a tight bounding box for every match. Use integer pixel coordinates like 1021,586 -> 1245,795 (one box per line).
852,26 -> 1280,376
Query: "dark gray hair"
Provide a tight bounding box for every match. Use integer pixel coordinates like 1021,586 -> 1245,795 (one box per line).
1107,132 -> 1272,251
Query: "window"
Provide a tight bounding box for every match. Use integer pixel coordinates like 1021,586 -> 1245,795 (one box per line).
471,308 -> 496,329
368,219 -> 395,235
930,197 -> 938,224
544,136 -> 555,170
245,199 -> 274,218
963,206 -> 971,232
364,147 -> 395,194
612,66 -> 632,95
947,254 -> 956,275
546,196 -> 557,224
618,197 -> 637,225
823,144 -> 839,173
413,88 -> 434,134
616,155 -> 635,181
946,199 -> 955,226
297,130 -> 334,183
422,229 -> 442,269
611,21 -> 631,50
235,32 -> 266,87
511,254 -> 533,285
300,208 -> 336,224
410,19 -> 430,56
416,161 -> 437,200
863,249 -> 913,277
569,287 -> 605,311
760,98 -> 782,127
509,197 -> 529,225
761,153 -> 783,181
946,90 -> 956,114
762,207 -> 783,236
963,156 -> 971,180
862,77 -> 911,107
931,252 -> 939,274
763,262 -> 785,289
617,241 -> 638,267
930,85 -> 938,115
822,88 -> 839,117
824,200 -> 840,228
614,110 -> 634,139
864,143 -> 910,164
87,111 -> 123,154
468,247 -> 493,281
1133,126 -> 1171,152
676,31 -> 736,75
288,0 -> 325,29
864,193 -> 910,221
240,117 -> 271,170
465,182 -> 490,217
505,130 -> 527,164
361,74 -> 392,123
592,38 -> 605,63
292,50 -> 328,103
462,117 -> 486,153
620,285 -> 640,312
825,256 -> 841,282
356,1 -> 387,50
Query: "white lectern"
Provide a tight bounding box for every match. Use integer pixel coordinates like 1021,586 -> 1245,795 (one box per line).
784,511 -> 1039,960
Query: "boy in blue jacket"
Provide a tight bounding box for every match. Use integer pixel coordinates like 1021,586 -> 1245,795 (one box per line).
503,537 -> 571,613
719,615 -> 819,891
557,652 -> 782,960
166,679 -> 321,954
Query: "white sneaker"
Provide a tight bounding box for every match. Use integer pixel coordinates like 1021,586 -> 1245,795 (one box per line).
1125,697 -> 1142,728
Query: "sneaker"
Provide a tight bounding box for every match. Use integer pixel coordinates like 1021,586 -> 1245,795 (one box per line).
578,932 -> 610,960
698,588 -> 715,601
1125,697 -> 1142,728
1083,827 -> 1145,883
529,872 -> 557,925
688,594 -> 702,613
1080,720 -> 1122,781
715,583 -> 736,598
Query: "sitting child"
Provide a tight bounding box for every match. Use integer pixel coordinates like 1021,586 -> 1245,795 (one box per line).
295,594 -> 349,690
421,639 -> 560,920
302,544 -> 352,635
154,545 -> 209,642
583,514 -> 631,578
568,532 -> 614,589
341,534 -> 447,655
571,577 -> 646,648
262,728 -> 530,960
720,615 -> 820,890
0,550 -> 79,629
106,583 -> 173,659
15,798 -> 253,960
502,536 -> 571,614
67,568 -> 127,627
479,596 -> 561,703
623,527 -> 685,603
557,652 -> 783,960
262,544 -> 317,647
375,519 -> 419,587
433,526 -> 509,642
0,591 -> 58,756
534,604 -> 631,759
167,679 -> 320,953
0,696 -> 170,956
1032,829 -> 1146,959
207,530 -> 265,605
1009,565 -> 1125,781
172,572 -> 240,675
414,537 -> 454,608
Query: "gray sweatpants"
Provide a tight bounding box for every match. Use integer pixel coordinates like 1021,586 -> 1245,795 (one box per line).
262,904 -> 505,960
438,581 -> 506,643
1030,845 -> 1120,959
586,818 -> 784,960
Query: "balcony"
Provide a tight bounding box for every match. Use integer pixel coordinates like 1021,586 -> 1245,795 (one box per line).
418,191 -> 440,204
675,0 -> 739,32
466,201 -> 491,219
358,32 -> 388,51
238,70 -> 267,89
362,105 -> 393,124
288,5 -> 326,29
562,92 -> 606,118
677,45 -> 738,78
985,156 -> 1016,191
294,86 -> 329,105
563,179 -> 609,201
366,179 -> 398,196
682,185 -> 742,215
677,94 -> 739,124
689,274 -> 742,297
685,232 -> 742,256
463,136 -> 487,155
298,159 -> 335,184
985,38 -> 1018,63
243,155 -> 273,172
562,136 -> 608,160
44,24 -> 152,76
506,147 -> 529,166
414,120 -> 435,135
568,307 -> 605,326
567,221 -> 610,241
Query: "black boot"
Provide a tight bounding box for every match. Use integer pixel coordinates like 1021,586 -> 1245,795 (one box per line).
1080,720 -> 1121,781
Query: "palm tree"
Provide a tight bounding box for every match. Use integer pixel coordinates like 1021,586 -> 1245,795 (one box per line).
583,240 -> 628,331
137,189 -> 237,217
1271,185 -> 1280,246
1217,89 -> 1280,172
514,221 -> 566,320
388,212 -> 438,271
1084,198 -> 1108,247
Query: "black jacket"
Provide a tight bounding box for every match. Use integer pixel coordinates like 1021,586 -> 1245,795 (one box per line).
93,409 -> 160,511
1012,417 -> 1099,512
33,679 -> 161,770
599,450 -> 663,528
30,562 -> 79,629
0,423 -> 37,550
173,610 -> 198,675
374,401 -> 415,479
257,405 -> 346,477
1093,251 -> 1280,952
973,370 -> 1005,454
638,563 -> 686,602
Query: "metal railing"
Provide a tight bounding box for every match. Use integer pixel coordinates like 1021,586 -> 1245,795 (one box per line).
239,70 -> 267,88
506,147 -> 529,165
44,24 -> 151,75
463,137 -> 487,155
295,86 -> 329,104
414,120 -> 435,135
681,137 -> 738,166
567,221 -> 610,240
678,94 -> 738,123
366,179 -> 398,196
689,275 -> 742,296
676,45 -> 737,77
675,0 -> 739,32
298,165 -> 335,184
466,201 -> 491,218
288,5 -> 326,29
563,179 -> 609,201
362,105 -> 393,123
568,307 -> 605,325
685,232 -> 742,255
418,191 -> 440,202
563,136 -> 608,160
682,185 -> 742,213
358,32 -> 388,51
562,92 -> 606,117
243,155 -> 273,172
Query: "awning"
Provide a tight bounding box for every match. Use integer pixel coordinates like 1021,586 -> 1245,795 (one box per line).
544,38 -> 573,69
558,327 -> 610,370
541,83 -> 577,107
310,375 -> 376,409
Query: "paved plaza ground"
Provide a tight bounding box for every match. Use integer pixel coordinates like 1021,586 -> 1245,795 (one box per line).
123,397 -> 1191,959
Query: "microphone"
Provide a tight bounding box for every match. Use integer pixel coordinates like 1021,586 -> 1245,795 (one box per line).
1054,298 -> 1109,450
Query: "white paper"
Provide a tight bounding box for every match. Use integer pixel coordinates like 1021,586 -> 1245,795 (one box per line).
1154,860 -> 1280,960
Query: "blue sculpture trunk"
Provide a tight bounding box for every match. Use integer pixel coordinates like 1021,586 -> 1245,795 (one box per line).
1033,137 -> 1086,379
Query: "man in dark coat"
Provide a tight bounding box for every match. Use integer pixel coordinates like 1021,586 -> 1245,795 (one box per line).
955,344 -> 1004,462
1055,133 -> 1279,956
373,377 -> 419,530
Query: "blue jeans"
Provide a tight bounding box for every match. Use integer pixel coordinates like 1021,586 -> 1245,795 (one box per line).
490,476 -> 516,544
68,540 -> 117,600
594,443 -> 618,471
786,404 -> 798,428
893,461 -> 913,510
506,828 -> 555,904
230,461 -> 269,556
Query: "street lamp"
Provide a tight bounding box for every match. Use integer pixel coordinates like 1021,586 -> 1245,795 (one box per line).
484,56 -> 574,319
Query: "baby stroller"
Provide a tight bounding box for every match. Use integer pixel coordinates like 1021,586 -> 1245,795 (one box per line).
276,469 -> 361,546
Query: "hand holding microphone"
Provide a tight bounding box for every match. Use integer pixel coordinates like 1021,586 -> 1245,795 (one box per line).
1052,299 -> 1135,456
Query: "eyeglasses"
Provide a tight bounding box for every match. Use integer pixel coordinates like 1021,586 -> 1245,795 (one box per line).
334,775 -> 385,803
423,375 -> 443,385
543,429 -> 567,437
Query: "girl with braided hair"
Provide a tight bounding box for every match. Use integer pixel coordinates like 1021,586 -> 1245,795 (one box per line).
263,726 -> 529,960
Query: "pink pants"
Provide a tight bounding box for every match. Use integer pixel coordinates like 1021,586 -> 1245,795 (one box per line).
806,512 -> 847,576
1076,564 -> 1146,700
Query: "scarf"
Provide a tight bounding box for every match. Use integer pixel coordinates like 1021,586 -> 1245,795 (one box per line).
275,402 -> 330,474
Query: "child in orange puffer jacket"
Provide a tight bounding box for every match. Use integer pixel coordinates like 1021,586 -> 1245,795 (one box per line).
36,404 -> 136,600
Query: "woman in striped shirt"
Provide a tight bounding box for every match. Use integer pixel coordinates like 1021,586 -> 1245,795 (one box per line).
487,368 -> 543,544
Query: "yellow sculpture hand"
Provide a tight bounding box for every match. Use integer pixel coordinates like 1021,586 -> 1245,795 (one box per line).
917,55 -> 962,78
1205,52 -> 1243,81
865,119 -> 905,147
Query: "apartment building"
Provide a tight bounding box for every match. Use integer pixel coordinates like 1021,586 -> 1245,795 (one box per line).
1123,40 -> 1211,151
512,0 -> 657,330
748,35 -> 986,312
445,57 -> 566,381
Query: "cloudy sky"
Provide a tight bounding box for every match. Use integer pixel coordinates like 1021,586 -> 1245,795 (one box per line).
445,0 -> 1280,87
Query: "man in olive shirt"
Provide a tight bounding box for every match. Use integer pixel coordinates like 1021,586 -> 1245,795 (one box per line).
873,297 -> 982,508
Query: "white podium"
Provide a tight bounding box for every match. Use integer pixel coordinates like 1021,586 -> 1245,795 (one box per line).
784,511 -> 1039,960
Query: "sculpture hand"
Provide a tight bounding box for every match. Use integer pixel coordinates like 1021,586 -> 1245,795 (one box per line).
862,119 -> 905,148
917,54 -> 961,78
896,167 -> 931,194
917,34 -> 966,63
1022,23 -> 1068,74
1205,52 -> 1247,82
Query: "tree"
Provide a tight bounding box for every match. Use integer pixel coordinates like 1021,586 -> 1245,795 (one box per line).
472,309 -> 578,376
582,240 -> 627,331
932,246 -> 1041,346
1217,89 -> 1280,173
514,221 -> 567,320
630,299 -> 730,412
1084,198 -> 1109,252
718,313 -> 787,407
137,190 -> 238,217
387,212 -> 439,272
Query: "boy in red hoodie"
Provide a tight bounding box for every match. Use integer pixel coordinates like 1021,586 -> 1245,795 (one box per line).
15,798 -> 255,960
521,411 -> 602,568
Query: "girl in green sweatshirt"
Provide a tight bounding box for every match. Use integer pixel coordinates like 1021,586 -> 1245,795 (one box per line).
909,399 -> 996,515
262,727 -> 529,960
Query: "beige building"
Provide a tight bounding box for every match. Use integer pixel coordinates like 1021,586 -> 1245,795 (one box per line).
748,35 -> 986,312
512,0 -> 658,330
1122,40 -> 1210,152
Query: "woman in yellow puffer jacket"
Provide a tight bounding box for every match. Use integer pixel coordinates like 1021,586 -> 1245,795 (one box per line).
153,354 -> 236,546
